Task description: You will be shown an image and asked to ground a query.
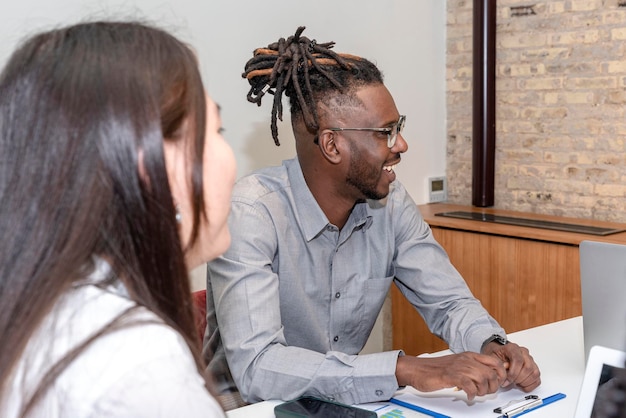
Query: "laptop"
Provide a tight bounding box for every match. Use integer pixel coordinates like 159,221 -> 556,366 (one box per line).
579,240 -> 626,361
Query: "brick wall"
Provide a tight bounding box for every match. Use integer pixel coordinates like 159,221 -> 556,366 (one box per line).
446,0 -> 626,222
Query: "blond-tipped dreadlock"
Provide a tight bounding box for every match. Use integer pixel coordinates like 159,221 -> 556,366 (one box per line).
242,26 -> 383,145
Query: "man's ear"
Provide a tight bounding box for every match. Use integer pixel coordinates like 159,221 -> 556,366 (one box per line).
317,129 -> 342,164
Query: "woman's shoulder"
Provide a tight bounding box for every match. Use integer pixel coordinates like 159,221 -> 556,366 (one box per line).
9,284 -> 224,418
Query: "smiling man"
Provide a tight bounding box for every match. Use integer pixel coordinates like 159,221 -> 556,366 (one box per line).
203,27 -> 541,409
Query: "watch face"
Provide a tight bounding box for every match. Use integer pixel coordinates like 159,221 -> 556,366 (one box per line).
482,335 -> 508,351
495,335 -> 508,345
487,335 -> 507,345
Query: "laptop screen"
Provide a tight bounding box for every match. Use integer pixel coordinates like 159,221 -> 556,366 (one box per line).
574,345 -> 626,418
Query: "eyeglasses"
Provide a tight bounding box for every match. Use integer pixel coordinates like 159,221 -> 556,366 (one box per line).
328,115 -> 406,148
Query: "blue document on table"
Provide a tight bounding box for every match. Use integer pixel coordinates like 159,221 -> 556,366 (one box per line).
389,385 -> 566,418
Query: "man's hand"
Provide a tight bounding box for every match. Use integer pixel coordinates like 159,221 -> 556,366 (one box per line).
481,341 -> 541,392
395,352 -> 509,401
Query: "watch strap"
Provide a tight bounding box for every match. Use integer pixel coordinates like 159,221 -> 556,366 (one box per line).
481,334 -> 508,351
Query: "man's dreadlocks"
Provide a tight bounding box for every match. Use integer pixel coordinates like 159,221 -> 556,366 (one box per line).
242,26 -> 383,145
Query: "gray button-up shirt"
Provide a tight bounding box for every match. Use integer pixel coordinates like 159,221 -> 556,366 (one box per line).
205,157 -> 504,405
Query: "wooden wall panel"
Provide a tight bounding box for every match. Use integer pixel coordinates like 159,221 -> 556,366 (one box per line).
391,203 -> 626,356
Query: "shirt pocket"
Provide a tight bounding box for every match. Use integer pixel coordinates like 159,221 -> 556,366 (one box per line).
357,272 -> 395,337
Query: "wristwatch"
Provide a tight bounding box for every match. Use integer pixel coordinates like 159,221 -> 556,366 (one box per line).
482,334 -> 508,351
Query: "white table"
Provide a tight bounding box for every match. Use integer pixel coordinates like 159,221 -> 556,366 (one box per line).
226,316 -> 585,417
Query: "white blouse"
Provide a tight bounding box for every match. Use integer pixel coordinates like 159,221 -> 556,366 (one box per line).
3,261 -> 224,417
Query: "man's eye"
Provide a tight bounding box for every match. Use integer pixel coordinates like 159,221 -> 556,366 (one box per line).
218,127 -> 226,134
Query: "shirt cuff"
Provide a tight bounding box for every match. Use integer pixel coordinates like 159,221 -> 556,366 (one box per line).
348,350 -> 404,404
466,327 -> 507,353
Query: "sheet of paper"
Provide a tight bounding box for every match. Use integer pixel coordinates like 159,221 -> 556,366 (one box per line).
391,384 -> 564,418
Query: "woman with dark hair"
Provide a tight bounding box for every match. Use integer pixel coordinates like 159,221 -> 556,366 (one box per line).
0,21 -> 235,417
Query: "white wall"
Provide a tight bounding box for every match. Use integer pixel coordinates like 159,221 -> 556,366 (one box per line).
1,0 -> 446,351
1,0 -> 446,201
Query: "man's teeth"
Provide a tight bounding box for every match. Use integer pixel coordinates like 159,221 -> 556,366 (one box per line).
383,164 -> 397,172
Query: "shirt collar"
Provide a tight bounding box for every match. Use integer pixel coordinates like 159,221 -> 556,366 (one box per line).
285,158 -> 372,241
73,256 -> 129,298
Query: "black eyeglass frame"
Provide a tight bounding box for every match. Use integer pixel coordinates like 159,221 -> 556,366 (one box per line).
328,115 -> 406,148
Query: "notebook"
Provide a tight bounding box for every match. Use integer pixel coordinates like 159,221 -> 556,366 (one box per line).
579,240 -> 626,361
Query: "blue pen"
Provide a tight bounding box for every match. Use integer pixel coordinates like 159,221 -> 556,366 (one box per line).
389,397 -> 451,418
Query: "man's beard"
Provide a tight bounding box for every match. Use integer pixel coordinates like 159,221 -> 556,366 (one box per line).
345,140 -> 388,201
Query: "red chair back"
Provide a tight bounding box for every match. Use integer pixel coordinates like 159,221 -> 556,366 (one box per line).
192,289 -> 207,343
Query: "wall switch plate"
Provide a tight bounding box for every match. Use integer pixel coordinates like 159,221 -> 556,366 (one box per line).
428,176 -> 447,203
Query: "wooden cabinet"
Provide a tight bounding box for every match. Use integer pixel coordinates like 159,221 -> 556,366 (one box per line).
391,203 -> 626,355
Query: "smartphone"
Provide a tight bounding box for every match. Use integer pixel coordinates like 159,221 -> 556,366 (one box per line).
274,396 -> 377,418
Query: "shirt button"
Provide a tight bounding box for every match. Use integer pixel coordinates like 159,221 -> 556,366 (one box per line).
375,390 -> 383,396
333,336 -> 339,342
335,292 -> 341,298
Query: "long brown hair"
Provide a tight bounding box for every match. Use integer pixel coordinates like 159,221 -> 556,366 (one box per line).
0,21 -> 211,413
